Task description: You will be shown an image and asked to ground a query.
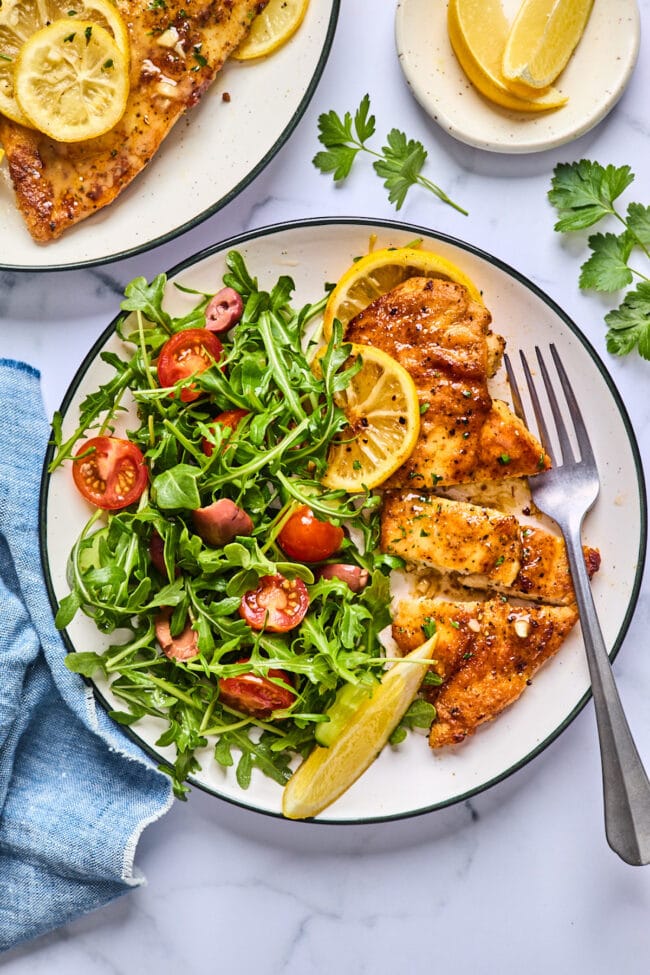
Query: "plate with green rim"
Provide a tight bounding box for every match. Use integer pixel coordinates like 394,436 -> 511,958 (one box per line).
40,217 -> 646,822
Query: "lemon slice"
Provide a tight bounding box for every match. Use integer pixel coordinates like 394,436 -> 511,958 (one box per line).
323,245 -> 484,340
232,0 -> 309,61
282,636 -> 438,820
0,0 -> 129,127
447,0 -> 568,112
15,21 -> 129,142
323,344 -> 420,492
502,0 -> 594,89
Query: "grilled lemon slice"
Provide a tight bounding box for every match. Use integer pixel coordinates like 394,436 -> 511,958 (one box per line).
15,21 -> 129,142
323,344 -> 420,492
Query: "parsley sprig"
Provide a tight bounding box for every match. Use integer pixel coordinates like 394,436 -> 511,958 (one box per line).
313,94 -> 468,216
548,159 -> 650,359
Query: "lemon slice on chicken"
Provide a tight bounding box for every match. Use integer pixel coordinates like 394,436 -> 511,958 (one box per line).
0,0 -> 129,127
15,21 -> 129,142
323,245 -> 484,340
323,344 -> 420,492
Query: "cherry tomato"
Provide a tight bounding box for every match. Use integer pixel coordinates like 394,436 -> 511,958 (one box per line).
202,408 -> 249,457
277,506 -> 344,562
157,328 -> 223,403
218,659 -> 295,718
240,574 -> 309,633
72,436 -> 148,510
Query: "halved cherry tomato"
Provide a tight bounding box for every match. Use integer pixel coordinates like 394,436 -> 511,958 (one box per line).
157,328 -> 223,403
202,408 -> 249,457
72,436 -> 148,511
218,658 -> 295,718
240,574 -> 309,632
277,505 -> 344,562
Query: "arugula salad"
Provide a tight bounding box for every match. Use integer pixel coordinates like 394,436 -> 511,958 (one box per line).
50,252 -> 421,798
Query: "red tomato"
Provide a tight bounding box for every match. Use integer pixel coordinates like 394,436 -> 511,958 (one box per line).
218,659 -> 295,718
157,328 -> 223,403
202,408 -> 249,457
277,506 -> 344,562
240,574 -> 309,632
72,436 -> 148,510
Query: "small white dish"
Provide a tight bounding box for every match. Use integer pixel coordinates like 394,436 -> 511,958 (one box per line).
395,0 -> 640,154
41,218 -> 646,823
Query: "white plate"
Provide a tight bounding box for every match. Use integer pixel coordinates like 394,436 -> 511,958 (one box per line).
41,218 -> 646,822
395,0 -> 640,153
0,0 -> 338,272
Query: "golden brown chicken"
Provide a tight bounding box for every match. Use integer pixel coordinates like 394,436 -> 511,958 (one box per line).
344,276 -> 550,488
0,0 -> 265,241
391,596 -> 579,747
381,490 -> 601,605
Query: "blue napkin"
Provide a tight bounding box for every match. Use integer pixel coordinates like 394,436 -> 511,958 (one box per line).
0,360 -> 174,951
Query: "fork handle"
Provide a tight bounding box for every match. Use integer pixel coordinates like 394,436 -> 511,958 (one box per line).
564,523 -> 650,865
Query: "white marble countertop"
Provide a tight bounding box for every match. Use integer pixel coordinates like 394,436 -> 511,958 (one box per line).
3,1 -> 650,971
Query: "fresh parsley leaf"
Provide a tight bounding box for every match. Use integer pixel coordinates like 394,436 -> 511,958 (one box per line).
313,94 -> 467,215
626,202 -> 650,249
605,282 -> 650,358
578,232 -> 634,292
549,160 -> 650,359
373,129 -> 428,210
549,159 -> 634,231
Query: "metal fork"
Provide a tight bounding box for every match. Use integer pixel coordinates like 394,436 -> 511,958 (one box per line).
504,344 -> 650,865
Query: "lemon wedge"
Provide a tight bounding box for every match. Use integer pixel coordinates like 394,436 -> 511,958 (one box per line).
0,0 -> 129,127
282,636 -> 438,820
323,245 -> 484,340
15,21 -> 129,142
322,344 -> 420,493
502,0 -> 594,89
448,0 -> 567,112
232,0 -> 309,61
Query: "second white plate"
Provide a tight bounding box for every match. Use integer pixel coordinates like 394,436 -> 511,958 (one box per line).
0,0 -> 338,271
395,0 -> 640,154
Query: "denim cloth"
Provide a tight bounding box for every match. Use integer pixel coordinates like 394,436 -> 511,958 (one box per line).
0,360 -> 174,951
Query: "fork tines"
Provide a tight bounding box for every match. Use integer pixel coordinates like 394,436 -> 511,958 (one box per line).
504,344 -> 595,469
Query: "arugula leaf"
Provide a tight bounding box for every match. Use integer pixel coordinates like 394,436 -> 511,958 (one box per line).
313,94 -> 467,215
548,159 -> 650,359
152,464 -> 201,509
389,698 -> 436,745
121,275 -> 173,332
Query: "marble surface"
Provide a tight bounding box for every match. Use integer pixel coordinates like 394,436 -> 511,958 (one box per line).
3,0 -> 650,970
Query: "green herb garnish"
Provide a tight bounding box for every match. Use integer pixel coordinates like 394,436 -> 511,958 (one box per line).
548,159 -> 650,359
313,94 -> 468,216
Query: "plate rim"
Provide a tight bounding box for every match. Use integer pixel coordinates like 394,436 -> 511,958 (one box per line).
39,215 -> 648,824
0,1 -> 340,275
